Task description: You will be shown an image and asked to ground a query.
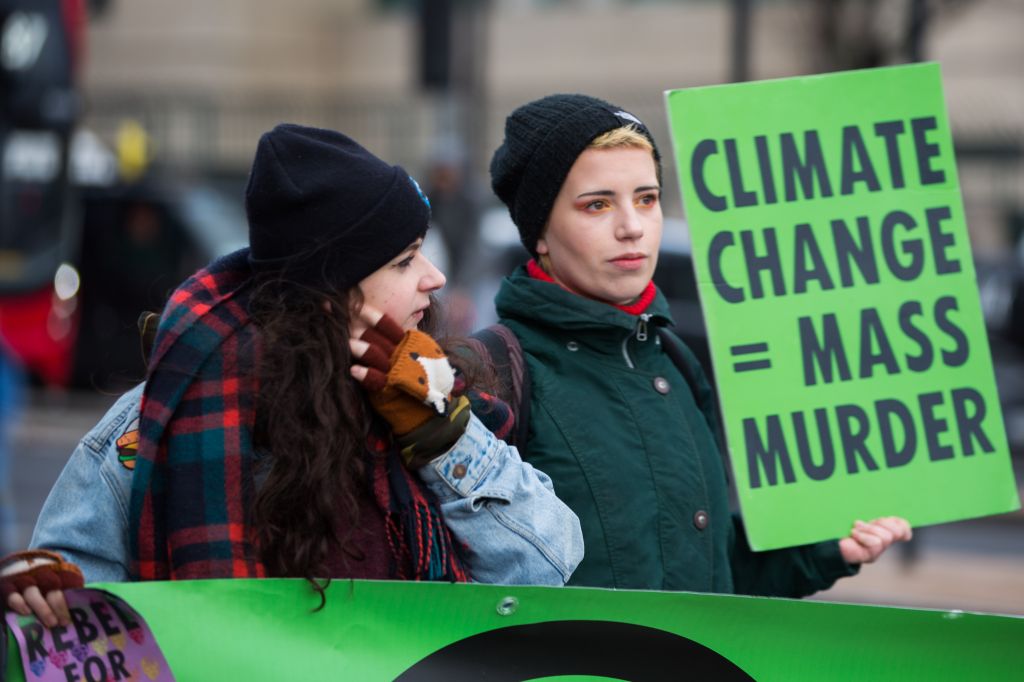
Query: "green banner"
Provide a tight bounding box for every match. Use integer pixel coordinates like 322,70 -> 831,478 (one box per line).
5,579 -> 1023,680
665,63 -> 1020,550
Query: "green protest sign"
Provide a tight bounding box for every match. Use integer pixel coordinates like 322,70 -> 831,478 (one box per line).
5,579 -> 1023,681
664,63 -> 1019,550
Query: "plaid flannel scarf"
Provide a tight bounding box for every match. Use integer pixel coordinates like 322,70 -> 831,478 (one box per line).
129,249 -> 467,582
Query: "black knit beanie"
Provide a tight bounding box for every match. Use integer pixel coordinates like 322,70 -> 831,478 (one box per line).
489,94 -> 661,257
245,123 -> 431,289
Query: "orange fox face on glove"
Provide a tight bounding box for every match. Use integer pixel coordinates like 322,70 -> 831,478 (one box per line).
357,314 -> 457,435
392,342 -> 455,416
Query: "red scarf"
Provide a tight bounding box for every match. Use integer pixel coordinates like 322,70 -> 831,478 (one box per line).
525,259 -> 656,315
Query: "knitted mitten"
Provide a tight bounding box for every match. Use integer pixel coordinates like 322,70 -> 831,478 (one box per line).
0,550 -> 84,599
358,315 -> 457,436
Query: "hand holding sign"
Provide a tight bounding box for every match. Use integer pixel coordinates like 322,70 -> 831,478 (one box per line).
838,516 -> 912,565
5,588 -> 176,681
1,550 -> 83,629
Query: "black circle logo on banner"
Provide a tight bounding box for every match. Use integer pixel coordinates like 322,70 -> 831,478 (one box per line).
394,620 -> 755,681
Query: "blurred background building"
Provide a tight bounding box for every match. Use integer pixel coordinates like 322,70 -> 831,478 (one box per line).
1,0 -> 1021,613
75,0 -> 1022,242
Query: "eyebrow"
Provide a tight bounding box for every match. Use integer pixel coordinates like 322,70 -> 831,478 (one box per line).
393,240 -> 422,260
576,185 -> 660,199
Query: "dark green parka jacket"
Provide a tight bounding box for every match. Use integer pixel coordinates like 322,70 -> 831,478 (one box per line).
495,267 -> 856,596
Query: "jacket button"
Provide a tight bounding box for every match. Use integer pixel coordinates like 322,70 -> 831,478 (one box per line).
653,376 -> 671,394
453,463 -> 468,478
566,341 -> 580,352
693,510 -> 709,530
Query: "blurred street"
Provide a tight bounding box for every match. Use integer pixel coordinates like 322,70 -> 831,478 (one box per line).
9,385 -> 1024,617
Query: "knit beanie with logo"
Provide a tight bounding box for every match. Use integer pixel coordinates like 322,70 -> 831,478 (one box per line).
245,123 -> 431,289
489,94 -> 661,257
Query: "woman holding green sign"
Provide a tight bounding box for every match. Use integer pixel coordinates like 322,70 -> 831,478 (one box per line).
486,93 -> 911,593
3,124 -> 583,628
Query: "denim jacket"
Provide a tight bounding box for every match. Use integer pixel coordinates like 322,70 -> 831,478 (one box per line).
30,383 -> 583,585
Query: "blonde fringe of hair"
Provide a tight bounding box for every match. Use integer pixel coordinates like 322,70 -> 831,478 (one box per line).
588,125 -> 654,152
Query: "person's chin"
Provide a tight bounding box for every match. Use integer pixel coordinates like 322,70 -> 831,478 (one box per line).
597,284 -> 648,307
565,269 -> 648,305
612,270 -> 651,295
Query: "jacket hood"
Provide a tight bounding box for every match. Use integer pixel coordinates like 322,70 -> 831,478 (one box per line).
494,265 -> 675,333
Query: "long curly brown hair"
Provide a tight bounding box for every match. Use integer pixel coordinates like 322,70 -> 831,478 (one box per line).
245,276 -> 482,600
247,277 -> 368,591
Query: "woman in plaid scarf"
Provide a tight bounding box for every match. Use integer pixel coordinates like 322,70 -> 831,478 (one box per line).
5,124 -> 582,627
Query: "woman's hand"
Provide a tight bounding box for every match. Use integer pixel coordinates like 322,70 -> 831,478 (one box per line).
838,516 -> 913,565
348,304 -> 397,391
2,550 -> 83,628
346,300 -> 378,341
348,304 -> 456,436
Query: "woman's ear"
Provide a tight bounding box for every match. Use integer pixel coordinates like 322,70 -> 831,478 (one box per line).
538,253 -> 553,273
348,288 -> 363,315
536,236 -> 549,255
